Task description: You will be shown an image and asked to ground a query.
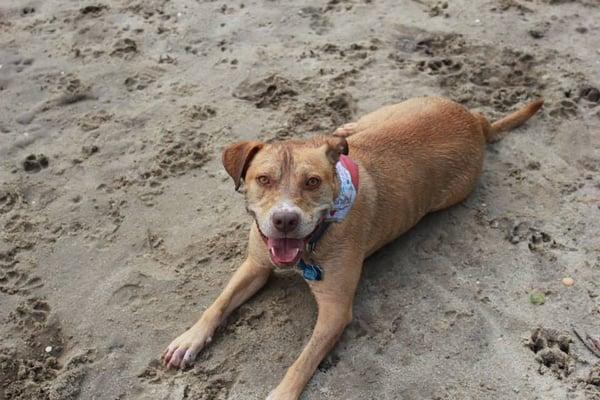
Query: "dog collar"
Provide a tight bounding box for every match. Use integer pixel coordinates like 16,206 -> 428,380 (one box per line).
297,155 -> 359,281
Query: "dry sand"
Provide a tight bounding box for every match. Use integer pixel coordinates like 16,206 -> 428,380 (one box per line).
1,0 -> 600,399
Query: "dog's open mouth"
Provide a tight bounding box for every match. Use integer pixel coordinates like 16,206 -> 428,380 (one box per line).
256,222 -> 323,267
266,237 -> 305,266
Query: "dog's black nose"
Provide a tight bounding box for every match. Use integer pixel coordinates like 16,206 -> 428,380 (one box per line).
272,211 -> 300,233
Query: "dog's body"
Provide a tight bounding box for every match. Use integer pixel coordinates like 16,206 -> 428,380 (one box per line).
163,97 -> 543,399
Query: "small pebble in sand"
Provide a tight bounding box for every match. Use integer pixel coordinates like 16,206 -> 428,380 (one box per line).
45,346 -> 52,353
562,277 -> 574,287
529,291 -> 545,305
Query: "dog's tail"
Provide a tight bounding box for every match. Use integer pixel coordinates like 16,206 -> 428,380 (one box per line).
474,99 -> 544,143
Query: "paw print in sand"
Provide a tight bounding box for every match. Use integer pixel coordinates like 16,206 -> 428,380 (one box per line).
529,327 -> 573,377
23,154 -> 49,173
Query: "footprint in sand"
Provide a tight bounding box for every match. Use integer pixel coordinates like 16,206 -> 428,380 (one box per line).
233,75 -> 299,110
0,268 -> 43,295
0,187 -> 21,214
529,327 -> 573,377
3,297 -> 92,400
123,67 -> 164,92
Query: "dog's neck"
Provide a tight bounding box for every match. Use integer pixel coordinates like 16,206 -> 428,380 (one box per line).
305,155 -> 359,252
299,155 -> 359,280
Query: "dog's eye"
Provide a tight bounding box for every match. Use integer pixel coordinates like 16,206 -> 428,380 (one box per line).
256,175 -> 271,186
305,177 -> 321,189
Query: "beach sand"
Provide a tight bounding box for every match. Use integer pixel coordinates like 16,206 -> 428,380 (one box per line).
1,0 -> 599,398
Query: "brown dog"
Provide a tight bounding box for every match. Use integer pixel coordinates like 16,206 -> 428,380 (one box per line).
162,96 -> 543,399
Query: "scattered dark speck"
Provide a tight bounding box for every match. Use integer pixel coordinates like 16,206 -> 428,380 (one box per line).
529,30 -> 544,39
82,145 -> 99,157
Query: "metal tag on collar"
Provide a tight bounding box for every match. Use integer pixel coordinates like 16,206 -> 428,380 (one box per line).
297,259 -> 323,281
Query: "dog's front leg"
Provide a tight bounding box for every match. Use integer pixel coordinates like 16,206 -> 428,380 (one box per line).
163,242 -> 271,368
267,263 -> 361,400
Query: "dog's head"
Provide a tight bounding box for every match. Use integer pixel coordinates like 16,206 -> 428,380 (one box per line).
222,136 -> 348,267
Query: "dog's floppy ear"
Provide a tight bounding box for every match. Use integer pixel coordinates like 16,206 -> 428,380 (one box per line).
222,141 -> 264,190
325,136 -> 349,164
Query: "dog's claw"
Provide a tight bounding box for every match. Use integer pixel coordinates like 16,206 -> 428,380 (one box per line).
183,346 -> 200,367
162,345 -> 176,366
162,327 -> 213,369
168,348 -> 187,369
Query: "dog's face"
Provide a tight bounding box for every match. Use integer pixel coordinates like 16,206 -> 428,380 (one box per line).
222,137 -> 347,267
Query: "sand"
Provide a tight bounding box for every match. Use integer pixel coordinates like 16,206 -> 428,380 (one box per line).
1,0 -> 599,399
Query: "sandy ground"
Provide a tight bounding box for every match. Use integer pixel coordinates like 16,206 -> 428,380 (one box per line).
1,0 -> 600,399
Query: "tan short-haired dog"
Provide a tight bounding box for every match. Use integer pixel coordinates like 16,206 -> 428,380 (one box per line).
163,96 -> 543,399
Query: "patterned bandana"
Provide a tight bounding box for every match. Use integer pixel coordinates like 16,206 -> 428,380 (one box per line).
326,154 -> 359,222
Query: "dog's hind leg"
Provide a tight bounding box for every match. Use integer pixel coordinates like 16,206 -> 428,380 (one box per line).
333,122 -> 359,137
333,103 -> 401,137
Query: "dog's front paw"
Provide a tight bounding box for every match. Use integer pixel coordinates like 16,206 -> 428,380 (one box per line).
162,325 -> 213,369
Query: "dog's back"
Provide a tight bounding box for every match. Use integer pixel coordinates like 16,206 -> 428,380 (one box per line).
345,97 -> 542,252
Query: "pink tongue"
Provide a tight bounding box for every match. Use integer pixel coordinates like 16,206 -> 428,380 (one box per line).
267,238 -> 304,265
